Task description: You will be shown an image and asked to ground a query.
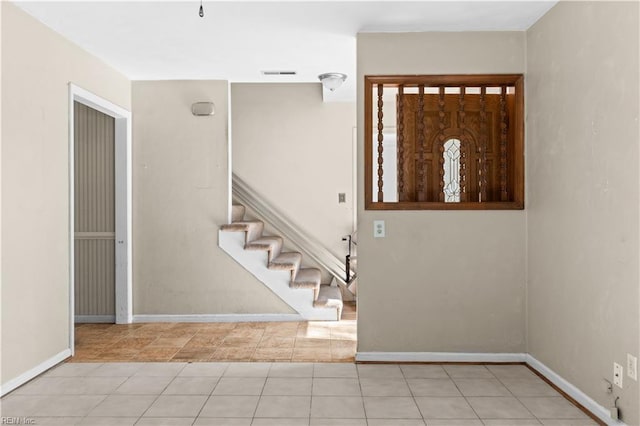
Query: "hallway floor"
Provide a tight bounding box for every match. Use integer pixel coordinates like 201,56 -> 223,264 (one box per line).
1,362 -> 597,425
71,303 -> 357,363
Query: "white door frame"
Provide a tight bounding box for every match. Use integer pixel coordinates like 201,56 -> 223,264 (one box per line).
68,84 -> 132,354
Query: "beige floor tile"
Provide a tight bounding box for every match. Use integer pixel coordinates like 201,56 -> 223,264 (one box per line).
483,420 -> 542,425
134,418 -> 195,426
312,378 -> 361,396
414,397 -> 478,419
314,363 -> 357,378
518,397 -> 588,419
466,396 -> 534,419
357,364 -> 404,379
423,420 -> 482,426
262,377 -> 312,395
163,377 -> 219,395
453,378 -> 512,397
310,419 -> 367,425
193,418 -> 252,425
87,395 -> 156,417
34,395 -> 106,417
500,378 -> 561,397
13,377 -> 69,395
311,396 -> 365,418
443,365 -> 494,379
268,363 -> 314,377
114,376 -> 173,394
254,395 -> 311,418
199,395 -> 260,418
407,379 -> 461,397
360,377 -> 412,396
400,364 -> 447,379
179,362 -> 228,377
135,362 -> 187,376
77,417 -> 138,425
44,363 -> 103,377
212,377 -> 266,395
224,362 -> 271,377
363,396 -> 422,419
538,420 -> 597,425
55,377 -> 128,395
89,362 -> 144,377
487,365 -> 538,380
30,417 -> 83,425
0,395 -> 48,417
251,418 -> 310,426
144,395 -> 208,417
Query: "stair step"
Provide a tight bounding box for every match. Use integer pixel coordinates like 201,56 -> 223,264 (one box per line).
314,284 -> 344,318
269,252 -> 302,275
245,237 -> 283,262
231,204 -> 245,222
220,220 -> 264,243
291,268 -> 322,296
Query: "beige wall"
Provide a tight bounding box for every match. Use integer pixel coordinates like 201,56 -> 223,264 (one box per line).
231,83 -> 356,259
357,32 -> 527,353
1,2 -> 130,385
132,81 -> 293,315
526,2 -> 639,424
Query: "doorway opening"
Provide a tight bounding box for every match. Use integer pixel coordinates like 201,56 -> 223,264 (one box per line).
69,84 -> 132,356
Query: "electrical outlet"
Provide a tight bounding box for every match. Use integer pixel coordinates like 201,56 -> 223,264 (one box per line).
627,354 -> 637,381
614,362 -> 624,388
373,220 -> 385,238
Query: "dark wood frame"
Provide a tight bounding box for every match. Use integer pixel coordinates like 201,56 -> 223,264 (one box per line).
364,74 -> 525,210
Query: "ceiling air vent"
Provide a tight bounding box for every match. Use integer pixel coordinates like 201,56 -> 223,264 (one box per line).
261,70 -> 297,76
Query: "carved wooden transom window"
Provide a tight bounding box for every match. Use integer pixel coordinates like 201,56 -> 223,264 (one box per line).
365,75 -> 524,210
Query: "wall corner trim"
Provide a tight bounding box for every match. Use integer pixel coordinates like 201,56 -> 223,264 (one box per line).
355,352 -> 527,363
132,314 -> 303,323
525,354 -> 626,426
0,349 -> 71,397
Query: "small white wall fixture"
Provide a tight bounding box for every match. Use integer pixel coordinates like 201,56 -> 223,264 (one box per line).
68,84 -> 133,354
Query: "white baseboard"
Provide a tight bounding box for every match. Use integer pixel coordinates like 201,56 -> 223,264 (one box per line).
75,315 -> 115,323
1,349 -> 71,396
133,313 -> 304,323
526,354 -> 626,426
355,352 -> 527,363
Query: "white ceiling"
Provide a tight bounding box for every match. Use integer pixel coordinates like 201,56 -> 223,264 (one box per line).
14,1 -> 556,101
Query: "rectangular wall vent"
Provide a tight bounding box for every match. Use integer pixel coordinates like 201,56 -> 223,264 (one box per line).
261,70 -> 297,76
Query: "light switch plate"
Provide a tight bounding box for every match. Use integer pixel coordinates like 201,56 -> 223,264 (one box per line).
374,220 -> 385,238
627,354 -> 637,381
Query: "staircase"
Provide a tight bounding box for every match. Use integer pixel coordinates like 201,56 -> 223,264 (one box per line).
218,204 -> 343,321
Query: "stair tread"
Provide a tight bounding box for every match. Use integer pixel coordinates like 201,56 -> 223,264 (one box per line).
314,284 -> 343,308
269,252 -> 302,270
293,268 -> 322,285
220,220 -> 263,232
245,237 -> 283,249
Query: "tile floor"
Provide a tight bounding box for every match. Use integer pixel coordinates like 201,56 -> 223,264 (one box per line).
0,362 -> 598,425
71,304 -> 357,363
